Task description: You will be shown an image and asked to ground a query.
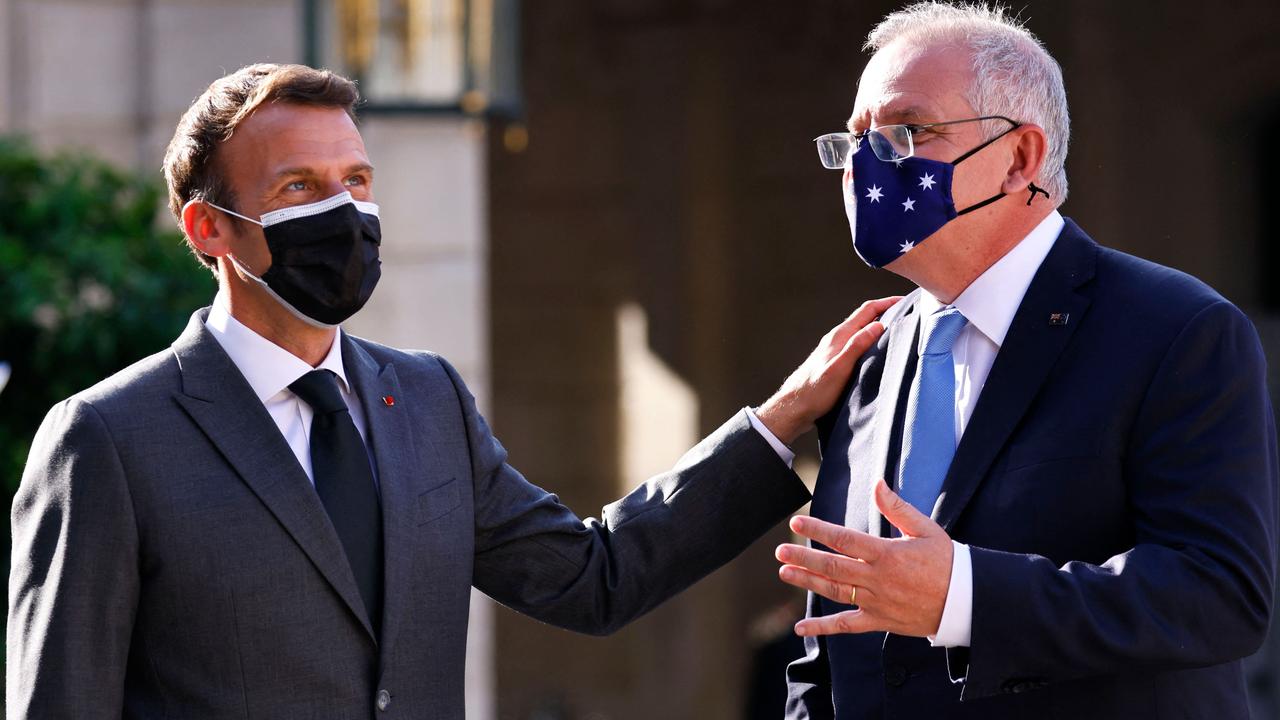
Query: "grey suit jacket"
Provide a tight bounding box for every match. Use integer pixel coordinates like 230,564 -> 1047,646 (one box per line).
8,308 -> 809,719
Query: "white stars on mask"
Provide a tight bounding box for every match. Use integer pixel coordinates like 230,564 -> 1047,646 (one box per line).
891,156 -> 906,167
899,240 -> 915,253
902,197 -> 916,212
918,173 -> 936,190
865,185 -> 884,203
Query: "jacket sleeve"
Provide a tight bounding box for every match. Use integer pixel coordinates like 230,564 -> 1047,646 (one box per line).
961,301 -> 1279,699
435,356 -> 811,636
8,399 -> 140,719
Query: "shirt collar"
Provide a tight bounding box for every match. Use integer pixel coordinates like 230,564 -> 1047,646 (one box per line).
921,210 -> 1065,348
204,293 -> 351,403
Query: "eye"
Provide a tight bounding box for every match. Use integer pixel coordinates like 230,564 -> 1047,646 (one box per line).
344,175 -> 365,187
910,126 -> 940,143
286,180 -> 308,192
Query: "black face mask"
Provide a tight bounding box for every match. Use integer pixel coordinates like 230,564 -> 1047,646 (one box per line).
212,191 -> 382,327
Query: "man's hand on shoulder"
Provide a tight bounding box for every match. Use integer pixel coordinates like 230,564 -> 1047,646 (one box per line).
756,296 -> 900,445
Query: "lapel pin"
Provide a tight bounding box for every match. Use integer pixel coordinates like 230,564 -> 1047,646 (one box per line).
382,395 -> 396,407
1048,313 -> 1070,326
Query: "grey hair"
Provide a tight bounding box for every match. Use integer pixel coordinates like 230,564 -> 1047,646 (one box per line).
866,2 -> 1070,205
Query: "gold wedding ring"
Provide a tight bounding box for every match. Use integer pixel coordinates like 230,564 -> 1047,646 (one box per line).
849,586 -> 858,606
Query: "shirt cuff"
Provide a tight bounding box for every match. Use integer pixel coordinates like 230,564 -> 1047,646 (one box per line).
745,407 -> 795,469
928,541 -> 972,648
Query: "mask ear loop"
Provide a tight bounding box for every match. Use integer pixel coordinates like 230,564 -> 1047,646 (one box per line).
181,197 -> 268,279
950,123 -> 1020,166
203,201 -> 264,227
950,124 -> 1053,214
1025,182 -> 1050,206
950,124 -> 1022,216
957,181 -> 1052,215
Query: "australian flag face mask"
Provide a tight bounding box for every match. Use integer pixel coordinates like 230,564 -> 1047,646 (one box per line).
843,127 -> 1047,268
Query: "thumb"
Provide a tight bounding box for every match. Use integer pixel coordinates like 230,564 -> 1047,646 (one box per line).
874,478 -> 937,538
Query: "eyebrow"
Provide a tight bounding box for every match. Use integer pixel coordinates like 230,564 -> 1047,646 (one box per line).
271,162 -> 376,181
846,106 -> 931,132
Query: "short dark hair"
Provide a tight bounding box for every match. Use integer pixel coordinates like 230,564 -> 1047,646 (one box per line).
162,64 -> 360,269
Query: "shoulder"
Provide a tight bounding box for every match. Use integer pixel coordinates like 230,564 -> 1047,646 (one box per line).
1062,220 -> 1249,342
59,345 -> 182,424
1093,245 -> 1255,345
24,348 -> 180,477
345,335 -> 473,397
1095,246 -> 1225,315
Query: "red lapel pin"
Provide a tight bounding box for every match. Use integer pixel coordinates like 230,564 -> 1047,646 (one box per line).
382,395 -> 396,407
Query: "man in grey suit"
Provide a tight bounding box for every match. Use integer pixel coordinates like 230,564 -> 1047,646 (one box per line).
7,64 -> 893,718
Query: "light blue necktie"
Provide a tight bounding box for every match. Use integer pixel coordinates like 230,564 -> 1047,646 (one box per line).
898,307 -> 968,516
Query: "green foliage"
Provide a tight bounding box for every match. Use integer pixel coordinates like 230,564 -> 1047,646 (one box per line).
0,137 -> 214,491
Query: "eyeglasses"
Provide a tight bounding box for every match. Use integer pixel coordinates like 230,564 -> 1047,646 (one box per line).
814,115 -> 1019,168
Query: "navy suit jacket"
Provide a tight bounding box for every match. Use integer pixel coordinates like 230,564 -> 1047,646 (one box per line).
787,219 -> 1279,719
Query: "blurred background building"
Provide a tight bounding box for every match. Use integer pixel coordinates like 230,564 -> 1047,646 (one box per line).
3,1 -> 1280,718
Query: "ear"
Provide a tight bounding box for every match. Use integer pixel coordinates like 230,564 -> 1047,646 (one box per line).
1001,123 -> 1048,197
181,199 -> 234,259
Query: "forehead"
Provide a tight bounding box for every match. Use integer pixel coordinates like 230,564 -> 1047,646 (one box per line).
221,103 -> 370,181
850,39 -> 976,127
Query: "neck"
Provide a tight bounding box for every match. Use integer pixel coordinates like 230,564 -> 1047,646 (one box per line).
218,274 -> 336,367
890,208 -> 1052,303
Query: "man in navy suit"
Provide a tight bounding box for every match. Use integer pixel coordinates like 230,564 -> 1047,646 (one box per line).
775,4 -> 1278,718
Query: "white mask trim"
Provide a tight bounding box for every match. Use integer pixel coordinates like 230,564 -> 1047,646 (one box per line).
227,253 -> 338,330
201,191 -> 379,228
259,191 -> 380,227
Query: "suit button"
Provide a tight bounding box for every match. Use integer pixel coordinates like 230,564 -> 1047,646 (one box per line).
885,664 -> 908,687
376,689 -> 392,711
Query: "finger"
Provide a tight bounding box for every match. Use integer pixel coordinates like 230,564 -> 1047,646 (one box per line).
829,321 -> 885,374
775,543 -> 874,587
789,515 -> 886,563
778,564 -> 880,609
831,296 -> 899,344
777,564 -> 856,606
874,478 -> 940,538
830,296 -> 902,346
795,609 -> 880,637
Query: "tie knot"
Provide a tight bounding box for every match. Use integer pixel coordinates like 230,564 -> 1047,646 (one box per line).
289,370 -> 348,415
919,307 -> 967,357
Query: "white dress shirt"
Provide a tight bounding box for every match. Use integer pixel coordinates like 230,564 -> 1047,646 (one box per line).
918,210 -> 1065,648
203,294 -> 371,484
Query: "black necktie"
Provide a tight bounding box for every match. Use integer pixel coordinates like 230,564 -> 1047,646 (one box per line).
289,369 -> 383,633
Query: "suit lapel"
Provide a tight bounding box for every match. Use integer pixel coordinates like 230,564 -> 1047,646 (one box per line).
934,222 -> 1098,530
850,297 -> 920,538
341,337 -> 436,667
170,310 -> 376,643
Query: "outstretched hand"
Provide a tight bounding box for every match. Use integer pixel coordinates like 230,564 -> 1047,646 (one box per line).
756,297 -> 900,445
775,479 -> 953,638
